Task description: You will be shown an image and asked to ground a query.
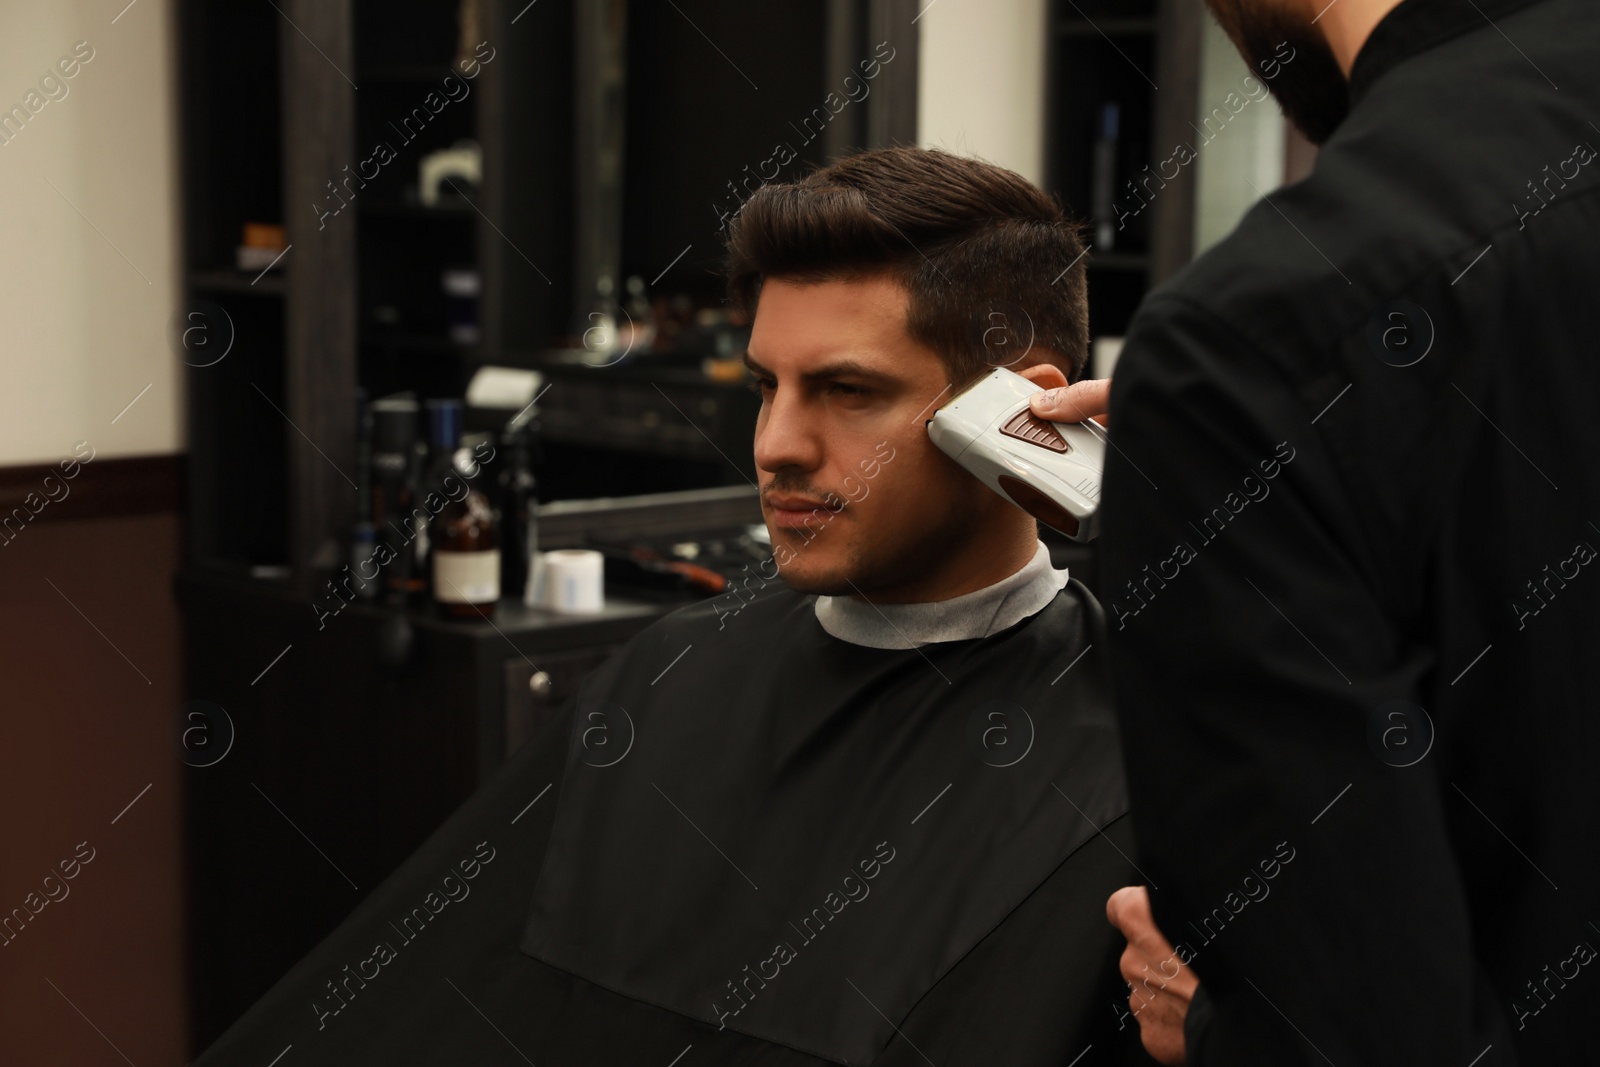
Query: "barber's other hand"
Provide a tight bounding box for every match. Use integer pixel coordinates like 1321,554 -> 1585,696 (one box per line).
1029,378 -> 1110,427
1106,885 -> 1197,1065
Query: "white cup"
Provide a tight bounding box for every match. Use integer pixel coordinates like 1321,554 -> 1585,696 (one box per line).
538,549 -> 604,613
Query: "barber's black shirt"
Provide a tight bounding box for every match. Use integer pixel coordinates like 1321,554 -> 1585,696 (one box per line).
1102,0 -> 1600,1063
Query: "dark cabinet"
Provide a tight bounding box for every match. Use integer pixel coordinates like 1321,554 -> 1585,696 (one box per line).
177,568 -> 674,1047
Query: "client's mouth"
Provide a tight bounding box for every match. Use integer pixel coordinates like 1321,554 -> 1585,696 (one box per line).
765,493 -> 844,529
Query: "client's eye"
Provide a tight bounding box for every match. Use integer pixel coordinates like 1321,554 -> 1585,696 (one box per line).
829,382 -> 869,398
746,376 -> 775,398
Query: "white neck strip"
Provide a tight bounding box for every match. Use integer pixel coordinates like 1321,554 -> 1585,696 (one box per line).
812,539 -> 1069,649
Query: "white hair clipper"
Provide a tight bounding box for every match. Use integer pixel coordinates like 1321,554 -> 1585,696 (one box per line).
927,367 -> 1106,542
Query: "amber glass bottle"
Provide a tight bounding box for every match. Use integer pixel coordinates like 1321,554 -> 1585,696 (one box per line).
430,438 -> 501,619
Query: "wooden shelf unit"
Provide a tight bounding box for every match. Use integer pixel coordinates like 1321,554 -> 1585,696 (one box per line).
1045,0 -> 1202,344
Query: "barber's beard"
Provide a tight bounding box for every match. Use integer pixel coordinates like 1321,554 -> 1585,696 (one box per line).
1205,0 -> 1350,145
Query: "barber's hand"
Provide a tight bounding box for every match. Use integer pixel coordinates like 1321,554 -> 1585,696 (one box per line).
1106,886 -> 1197,1065
1029,378 -> 1110,427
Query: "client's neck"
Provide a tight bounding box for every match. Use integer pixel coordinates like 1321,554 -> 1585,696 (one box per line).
851,517 -> 1040,605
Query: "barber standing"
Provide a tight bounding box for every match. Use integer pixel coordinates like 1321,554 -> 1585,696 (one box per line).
1032,0 -> 1600,1062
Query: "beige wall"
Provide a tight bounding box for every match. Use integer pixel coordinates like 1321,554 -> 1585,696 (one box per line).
916,0 -> 1048,185
0,0 -> 181,466
0,5 -> 189,1062
1191,16 -> 1289,254
915,5 -> 1295,255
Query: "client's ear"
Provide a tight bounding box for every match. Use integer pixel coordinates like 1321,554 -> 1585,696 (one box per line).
1015,362 -> 1070,392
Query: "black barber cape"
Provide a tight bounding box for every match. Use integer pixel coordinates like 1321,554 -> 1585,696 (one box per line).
195,577 -> 1153,1066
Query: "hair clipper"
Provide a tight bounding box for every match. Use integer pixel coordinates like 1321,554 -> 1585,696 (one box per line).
926,368 -> 1106,542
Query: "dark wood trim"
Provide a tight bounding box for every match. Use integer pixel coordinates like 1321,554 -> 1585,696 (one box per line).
1149,0 -> 1203,285
573,0 -> 628,309
867,0 -> 919,148
480,0 -> 507,360
822,0 -> 869,162
281,0 -> 358,590
0,454 -> 184,525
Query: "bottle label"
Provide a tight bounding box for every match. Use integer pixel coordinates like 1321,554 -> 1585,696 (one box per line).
434,550 -> 500,603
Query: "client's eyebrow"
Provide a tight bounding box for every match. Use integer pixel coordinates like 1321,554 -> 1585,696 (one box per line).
742,350 -> 902,387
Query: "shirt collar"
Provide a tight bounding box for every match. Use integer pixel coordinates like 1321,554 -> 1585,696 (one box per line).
812,539 -> 1069,650
1348,0 -> 1549,107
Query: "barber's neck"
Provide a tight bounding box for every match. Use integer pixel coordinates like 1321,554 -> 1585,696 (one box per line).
1312,0 -> 1404,76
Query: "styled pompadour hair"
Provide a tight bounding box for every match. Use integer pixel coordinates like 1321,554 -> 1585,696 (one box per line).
724,146 -> 1091,386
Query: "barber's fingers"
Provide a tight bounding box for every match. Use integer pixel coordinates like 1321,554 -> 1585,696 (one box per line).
1119,941 -> 1196,994
1030,378 -> 1111,426
1106,885 -> 1173,962
1107,886 -> 1200,997
1106,884 -> 1155,934
1124,980 -> 1191,1067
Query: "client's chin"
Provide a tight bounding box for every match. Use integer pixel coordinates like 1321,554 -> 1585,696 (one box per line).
770,557 -> 861,598
763,533 -> 869,598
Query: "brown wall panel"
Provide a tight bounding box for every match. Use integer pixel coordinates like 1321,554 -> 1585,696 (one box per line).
0,509 -> 187,1065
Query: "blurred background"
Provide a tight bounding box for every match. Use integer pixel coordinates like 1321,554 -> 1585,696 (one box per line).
0,0 -> 1312,1061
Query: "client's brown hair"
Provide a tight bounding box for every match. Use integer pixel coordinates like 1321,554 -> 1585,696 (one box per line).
724,146 -> 1091,386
